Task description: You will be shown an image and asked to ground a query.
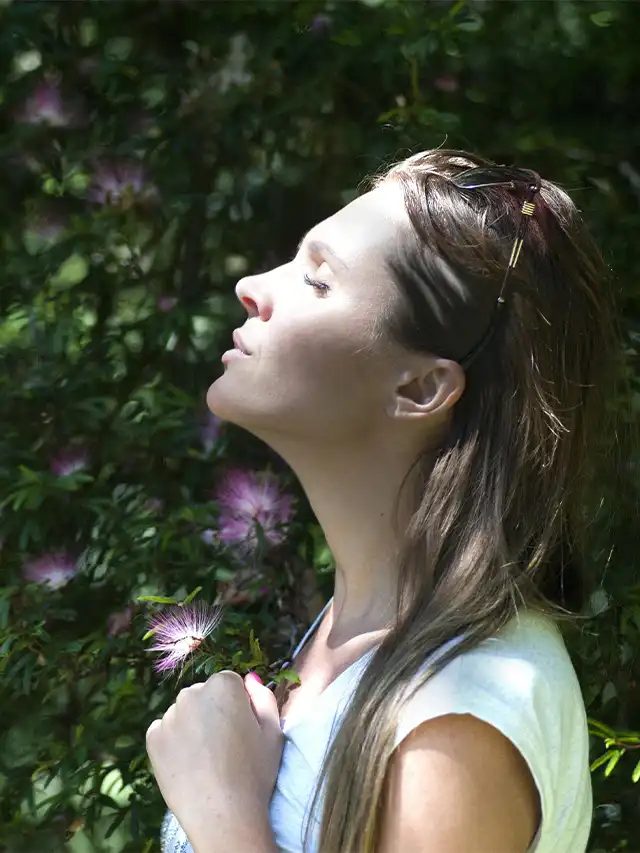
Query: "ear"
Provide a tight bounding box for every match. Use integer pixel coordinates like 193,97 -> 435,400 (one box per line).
386,358 -> 465,420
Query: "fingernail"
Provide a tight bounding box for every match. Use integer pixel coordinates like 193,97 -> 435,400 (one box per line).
246,672 -> 263,685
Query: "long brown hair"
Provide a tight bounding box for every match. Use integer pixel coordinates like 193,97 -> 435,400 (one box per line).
303,149 -> 626,853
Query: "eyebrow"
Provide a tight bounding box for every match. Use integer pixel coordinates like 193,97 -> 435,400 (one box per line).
296,234 -> 348,272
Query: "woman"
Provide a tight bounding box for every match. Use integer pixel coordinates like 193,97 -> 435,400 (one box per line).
148,149 -> 622,853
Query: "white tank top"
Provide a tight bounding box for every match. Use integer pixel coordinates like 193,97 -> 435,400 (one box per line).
161,599 -> 593,853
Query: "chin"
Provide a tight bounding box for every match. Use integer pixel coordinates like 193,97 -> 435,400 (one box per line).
206,377 -> 241,424
206,378 -> 270,435
206,371 -> 327,444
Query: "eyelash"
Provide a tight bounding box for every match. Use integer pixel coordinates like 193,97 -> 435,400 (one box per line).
303,273 -> 330,295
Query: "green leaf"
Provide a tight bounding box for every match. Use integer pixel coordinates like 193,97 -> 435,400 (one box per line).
65,171 -> 91,193
588,717 -> 617,738
215,567 -> 235,582
49,254 -> 89,290
13,49 -> 42,76
56,472 -> 94,490
78,18 -> 98,47
182,586 -> 203,606
136,595 -> 179,605
332,29 -> 362,47
601,680 -> 617,705
104,36 -> 134,61
591,750 -> 615,772
141,85 -> 167,108
273,668 -> 301,686
457,15 -> 483,32
42,176 -> 62,196
0,598 -> 9,630
104,807 -> 128,840
249,629 -> 262,660
17,466 -> 42,482
590,10 -> 615,27
200,658 -> 216,676
632,758 -> 640,783
604,749 -> 624,777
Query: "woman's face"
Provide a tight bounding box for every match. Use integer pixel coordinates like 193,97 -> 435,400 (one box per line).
206,182 -> 420,444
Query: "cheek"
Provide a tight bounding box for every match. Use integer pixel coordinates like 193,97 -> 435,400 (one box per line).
274,316 -> 366,378
271,324 -> 388,424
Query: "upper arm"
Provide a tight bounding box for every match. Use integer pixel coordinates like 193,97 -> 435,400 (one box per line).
377,713 -> 542,853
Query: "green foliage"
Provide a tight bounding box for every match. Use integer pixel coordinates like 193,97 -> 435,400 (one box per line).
0,0 -> 639,851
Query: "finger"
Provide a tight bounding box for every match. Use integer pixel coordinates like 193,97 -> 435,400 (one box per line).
215,669 -> 243,682
147,718 -> 162,735
243,673 -> 281,732
145,717 -> 162,748
208,669 -> 244,691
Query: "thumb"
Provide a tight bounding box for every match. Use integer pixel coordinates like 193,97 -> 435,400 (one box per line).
244,673 -> 280,729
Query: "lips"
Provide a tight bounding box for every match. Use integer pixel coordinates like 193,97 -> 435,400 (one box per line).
232,329 -> 251,355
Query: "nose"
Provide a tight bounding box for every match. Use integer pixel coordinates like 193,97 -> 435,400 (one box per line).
235,276 -> 273,321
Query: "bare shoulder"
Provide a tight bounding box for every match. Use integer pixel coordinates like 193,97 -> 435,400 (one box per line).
377,713 -> 541,853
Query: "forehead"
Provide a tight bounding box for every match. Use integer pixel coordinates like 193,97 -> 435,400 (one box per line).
309,182 -> 409,273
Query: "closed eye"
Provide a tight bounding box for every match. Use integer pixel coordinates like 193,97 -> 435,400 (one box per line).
303,273 -> 330,295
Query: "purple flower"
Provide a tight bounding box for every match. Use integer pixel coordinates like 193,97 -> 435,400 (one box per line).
23,552 -> 78,590
15,80 -> 84,127
50,446 -> 89,477
201,528 -> 217,547
157,295 -> 178,313
214,468 -> 295,554
200,411 -> 222,452
310,14 -> 332,35
146,601 -> 224,676
108,605 -> 134,637
87,160 -> 157,207
433,74 -> 459,93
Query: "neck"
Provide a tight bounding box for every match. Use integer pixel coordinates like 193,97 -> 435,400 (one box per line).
268,433 -> 430,644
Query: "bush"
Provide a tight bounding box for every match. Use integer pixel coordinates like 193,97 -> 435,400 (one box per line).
1,1 -> 638,850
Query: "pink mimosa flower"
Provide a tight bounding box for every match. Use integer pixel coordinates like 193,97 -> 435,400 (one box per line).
87,160 -> 157,206
50,446 -> 89,476
146,601 -> 224,677
156,295 -> 178,313
15,80 -> 84,127
214,468 -> 295,554
310,14 -> 332,34
23,552 -> 78,590
433,74 -> 459,93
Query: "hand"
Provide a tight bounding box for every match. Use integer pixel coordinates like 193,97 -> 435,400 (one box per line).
146,671 -> 283,850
